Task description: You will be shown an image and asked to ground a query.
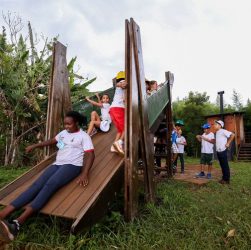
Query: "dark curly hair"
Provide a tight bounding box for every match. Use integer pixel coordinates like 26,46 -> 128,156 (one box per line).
65,111 -> 87,126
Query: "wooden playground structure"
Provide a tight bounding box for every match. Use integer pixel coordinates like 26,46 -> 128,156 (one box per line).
0,18 -> 174,233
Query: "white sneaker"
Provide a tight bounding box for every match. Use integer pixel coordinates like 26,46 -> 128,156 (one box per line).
113,141 -> 124,156
110,145 -> 117,153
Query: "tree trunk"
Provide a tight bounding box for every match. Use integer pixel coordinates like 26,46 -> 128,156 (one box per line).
4,137 -> 8,166
5,116 -> 15,166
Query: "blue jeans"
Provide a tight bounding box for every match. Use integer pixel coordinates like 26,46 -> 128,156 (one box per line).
217,150 -> 230,181
11,164 -> 82,211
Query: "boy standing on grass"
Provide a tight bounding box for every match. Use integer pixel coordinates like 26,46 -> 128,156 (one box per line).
171,120 -> 184,173
174,129 -> 187,173
214,120 -> 235,184
196,123 -> 215,179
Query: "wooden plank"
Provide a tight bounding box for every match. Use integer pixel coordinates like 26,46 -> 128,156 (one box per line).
131,18 -> 155,202
0,127 -> 124,228
71,162 -> 124,233
147,82 -> 169,128
165,71 -> 174,177
44,153 -> 120,218
0,154 -> 55,201
44,129 -> 117,216
124,19 -> 139,221
2,128 -> 114,214
69,156 -> 123,219
45,42 -> 71,156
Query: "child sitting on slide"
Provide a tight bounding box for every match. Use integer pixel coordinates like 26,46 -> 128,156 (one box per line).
0,111 -> 95,243
86,93 -> 111,136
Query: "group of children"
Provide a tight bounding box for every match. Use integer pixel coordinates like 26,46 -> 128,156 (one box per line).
85,71 -> 127,156
171,119 -> 235,184
0,70 -> 235,243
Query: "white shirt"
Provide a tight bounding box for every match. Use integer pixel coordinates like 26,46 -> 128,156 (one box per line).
201,132 -> 215,154
176,136 -> 186,153
110,87 -> 125,108
216,129 -> 232,152
54,129 -> 94,166
101,103 -> 111,122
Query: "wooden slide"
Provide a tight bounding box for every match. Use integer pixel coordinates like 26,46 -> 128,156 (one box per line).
0,18 -> 173,233
0,126 -> 124,232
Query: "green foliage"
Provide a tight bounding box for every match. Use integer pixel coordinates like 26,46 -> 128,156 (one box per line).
0,13 -> 95,167
173,91 -> 218,156
0,19 -> 54,166
70,76 -> 97,104
0,166 -> 28,188
232,89 -> 243,111
243,101 -> 251,130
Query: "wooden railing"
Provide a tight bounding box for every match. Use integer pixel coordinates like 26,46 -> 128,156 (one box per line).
244,131 -> 251,143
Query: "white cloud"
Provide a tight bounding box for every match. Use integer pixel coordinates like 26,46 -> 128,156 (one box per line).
1,0 -> 251,105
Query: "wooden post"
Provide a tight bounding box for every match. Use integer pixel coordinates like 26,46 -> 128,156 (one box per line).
165,71 -> 174,177
124,19 -> 139,221
45,42 -> 71,156
234,114 -> 238,157
131,19 -> 155,203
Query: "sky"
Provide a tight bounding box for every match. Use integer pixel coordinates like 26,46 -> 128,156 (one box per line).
1,0 -> 251,105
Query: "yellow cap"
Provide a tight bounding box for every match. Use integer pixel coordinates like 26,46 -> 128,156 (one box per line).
116,71 -> 125,80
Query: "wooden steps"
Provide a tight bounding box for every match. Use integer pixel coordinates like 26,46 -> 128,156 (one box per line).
238,143 -> 251,161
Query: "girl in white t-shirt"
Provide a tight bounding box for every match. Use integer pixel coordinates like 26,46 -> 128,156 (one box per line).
0,111 -> 95,242
86,93 -> 111,136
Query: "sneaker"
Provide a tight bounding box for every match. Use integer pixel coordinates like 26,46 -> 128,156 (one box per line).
0,220 -> 20,242
113,141 -> 124,156
206,173 -> 212,179
218,179 -> 230,185
196,172 -> 205,178
110,145 -> 117,153
181,170 -> 185,174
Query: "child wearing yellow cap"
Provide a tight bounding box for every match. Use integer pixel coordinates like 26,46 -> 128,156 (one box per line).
109,71 -> 127,155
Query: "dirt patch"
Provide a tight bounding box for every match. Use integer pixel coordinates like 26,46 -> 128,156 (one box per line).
173,164 -> 222,185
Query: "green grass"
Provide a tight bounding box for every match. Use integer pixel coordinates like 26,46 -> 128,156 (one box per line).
0,166 -> 29,189
1,159 -> 251,249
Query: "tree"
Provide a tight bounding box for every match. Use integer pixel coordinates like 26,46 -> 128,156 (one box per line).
232,89 -> 243,111
0,13 -> 95,166
173,91 -> 215,156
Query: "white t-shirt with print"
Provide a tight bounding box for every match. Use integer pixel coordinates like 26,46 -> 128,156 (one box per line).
101,103 -> 111,122
201,132 -> 215,154
176,136 -> 186,153
216,129 -> 232,152
110,87 -> 125,108
54,129 -> 94,166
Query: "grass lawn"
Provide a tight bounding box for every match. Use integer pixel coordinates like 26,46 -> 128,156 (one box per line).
1,158 -> 251,249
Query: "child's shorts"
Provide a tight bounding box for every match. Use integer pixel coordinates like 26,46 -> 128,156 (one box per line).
100,120 -> 111,132
109,107 -> 124,133
200,153 -> 213,165
171,143 -> 179,154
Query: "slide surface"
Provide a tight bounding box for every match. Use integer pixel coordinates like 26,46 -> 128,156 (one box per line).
0,126 -> 123,223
